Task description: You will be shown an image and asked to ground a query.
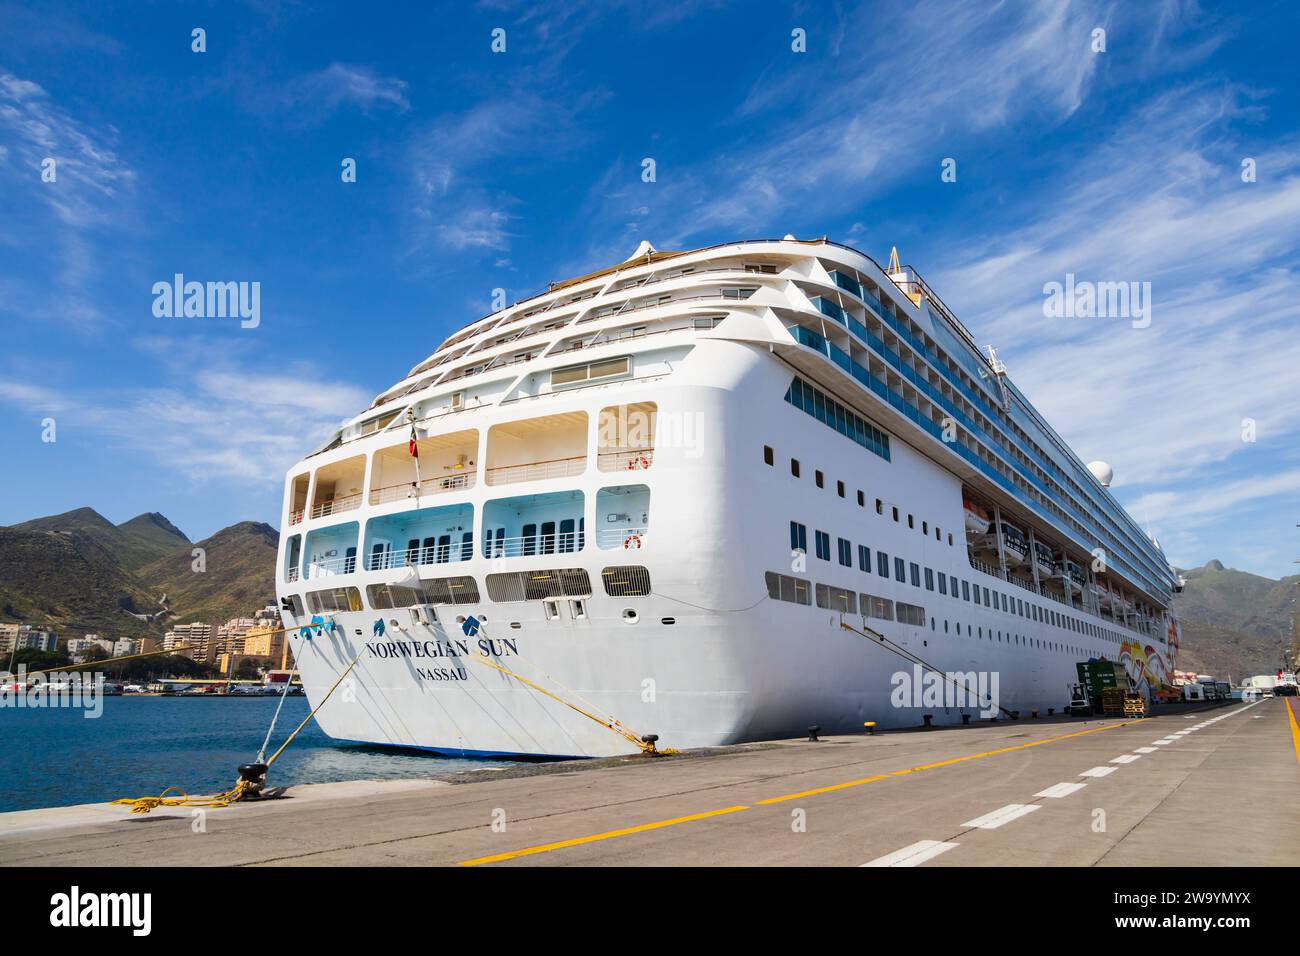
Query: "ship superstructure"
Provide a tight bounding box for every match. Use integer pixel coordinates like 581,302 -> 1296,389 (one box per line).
275,237 -> 1181,757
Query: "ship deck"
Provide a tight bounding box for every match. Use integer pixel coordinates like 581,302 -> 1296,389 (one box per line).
2,697 -> 1296,867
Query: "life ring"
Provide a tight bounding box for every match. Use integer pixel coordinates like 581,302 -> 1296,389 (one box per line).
626,455 -> 650,470
623,534 -> 643,549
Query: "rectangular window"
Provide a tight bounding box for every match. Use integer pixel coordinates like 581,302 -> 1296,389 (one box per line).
962,580 -> 970,601
486,568 -> 592,603
863,594 -> 894,621
894,557 -> 906,583
837,480 -> 845,498
896,603 -> 926,626
791,459 -> 800,478
837,537 -> 852,567
857,490 -> 865,507
937,573 -> 947,596
790,521 -> 807,554
877,551 -> 889,577
765,571 -> 810,606
815,470 -> 824,488
816,583 -> 857,613
306,587 -> 363,614
924,568 -> 935,591
815,530 -> 831,561
763,445 -> 774,466
419,575 -> 480,605
910,563 -> 920,587
858,545 -> 871,572
552,355 -> 630,386
783,377 -> 891,462
602,566 -> 651,597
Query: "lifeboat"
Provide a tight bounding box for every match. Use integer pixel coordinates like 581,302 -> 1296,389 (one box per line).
963,495 -> 990,535
1063,560 -> 1084,595
1032,541 -> 1056,581
981,521 -> 1028,568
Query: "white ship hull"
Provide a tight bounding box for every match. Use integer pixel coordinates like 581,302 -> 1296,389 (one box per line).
277,238 -> 1180,758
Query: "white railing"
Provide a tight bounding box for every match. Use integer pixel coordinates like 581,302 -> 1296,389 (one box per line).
597,527 -> 648,550
310,493 -> 362,519
969,556 -> 1004,578
286,567 -> 299,582
597,448 -> 654,472
365,544 -> 473,571
485,455 -> 585,486
482,532 -> 583,559
289,509 -> 304,526
369,472 -> 475,505
306,556 -> 356,577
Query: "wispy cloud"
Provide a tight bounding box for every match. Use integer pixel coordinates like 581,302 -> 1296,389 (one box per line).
0,338 -> 370,486
276,62 -> 409,118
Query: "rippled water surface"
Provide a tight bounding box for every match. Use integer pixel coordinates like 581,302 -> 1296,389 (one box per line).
0,695 -> 513,812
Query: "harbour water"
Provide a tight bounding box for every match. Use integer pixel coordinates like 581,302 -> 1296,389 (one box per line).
0,696 -> 513,813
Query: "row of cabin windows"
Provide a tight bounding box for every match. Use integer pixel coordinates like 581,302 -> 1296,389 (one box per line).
300,565 -> 653,614
764,444 -> 955,548
790,519 -> 1134,648
762,571 -> 1102,658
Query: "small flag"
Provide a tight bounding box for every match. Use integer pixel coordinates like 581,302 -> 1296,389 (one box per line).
409,423 -> 419,458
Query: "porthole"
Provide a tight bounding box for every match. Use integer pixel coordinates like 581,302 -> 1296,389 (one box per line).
622,608 -> 639,624
661,616 -> 676,625
510,622 -> 522,629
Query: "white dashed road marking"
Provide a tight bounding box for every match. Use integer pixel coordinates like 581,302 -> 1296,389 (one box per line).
1110,754 -> 1140,764
961,804 -> 1041,829
1134,747 -> 1158,754
1034,782 -> 1087,798
861,840 -> 959,867
1080,766 -> 1118,778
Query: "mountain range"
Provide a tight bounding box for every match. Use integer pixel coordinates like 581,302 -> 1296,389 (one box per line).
1171,560 -> 1299,679
0,507 -> 278,639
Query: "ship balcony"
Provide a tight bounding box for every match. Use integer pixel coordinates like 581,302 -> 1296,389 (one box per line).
370,471 -> 476,506
485,455 -> 586,485
595,483 -> 650,550
302,521 -> 359,580
369,428 -> 478,506
485,412 -> 587,487
309,455 -> 365,520
362,503 -> 475,573
482,490 -> 584,559
597,402 -> 656,473
287,472 -> 309,525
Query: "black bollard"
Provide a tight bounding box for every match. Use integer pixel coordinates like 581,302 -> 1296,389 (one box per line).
922,714 -> 933,728
807,725 -> 821,742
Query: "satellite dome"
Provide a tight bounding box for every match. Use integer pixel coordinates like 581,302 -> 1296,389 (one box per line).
1087,461 -> 1114,487
783,233 -> 796,241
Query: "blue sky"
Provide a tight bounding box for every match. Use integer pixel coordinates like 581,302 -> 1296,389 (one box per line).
1,0 -> 1298,578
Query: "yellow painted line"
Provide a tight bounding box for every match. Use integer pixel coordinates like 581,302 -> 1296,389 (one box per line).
459,717 -> 1148,864
458,805 -> 750,867
759,775 -> 890,804
760,718 -> 1145,803
1285,699 -> 1300,768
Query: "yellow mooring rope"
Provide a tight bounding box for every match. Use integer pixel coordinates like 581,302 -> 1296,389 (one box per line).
110,650 -> 363,814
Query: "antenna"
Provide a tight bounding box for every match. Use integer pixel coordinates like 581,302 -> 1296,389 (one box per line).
887,246 -> 902,274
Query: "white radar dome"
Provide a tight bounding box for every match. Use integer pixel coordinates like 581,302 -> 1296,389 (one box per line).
1087,461 -> 1114,487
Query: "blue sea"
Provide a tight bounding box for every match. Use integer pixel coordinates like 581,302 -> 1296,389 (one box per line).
0,695 -> 512,812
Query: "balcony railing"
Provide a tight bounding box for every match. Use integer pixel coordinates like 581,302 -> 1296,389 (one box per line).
597,448 -> 654,472
485,455 -> 585,486
289,509 -> 304,526
286,567 -> 299,582
365,544 -> 473,571
310,493 -> 362,519
597,527 -> 648,550
369,472 -> 476,505
482,532 -> 584,559
307,556 -> 356,577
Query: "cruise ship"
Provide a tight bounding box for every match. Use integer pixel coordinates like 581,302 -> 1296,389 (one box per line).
275,236 -> 1183,758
